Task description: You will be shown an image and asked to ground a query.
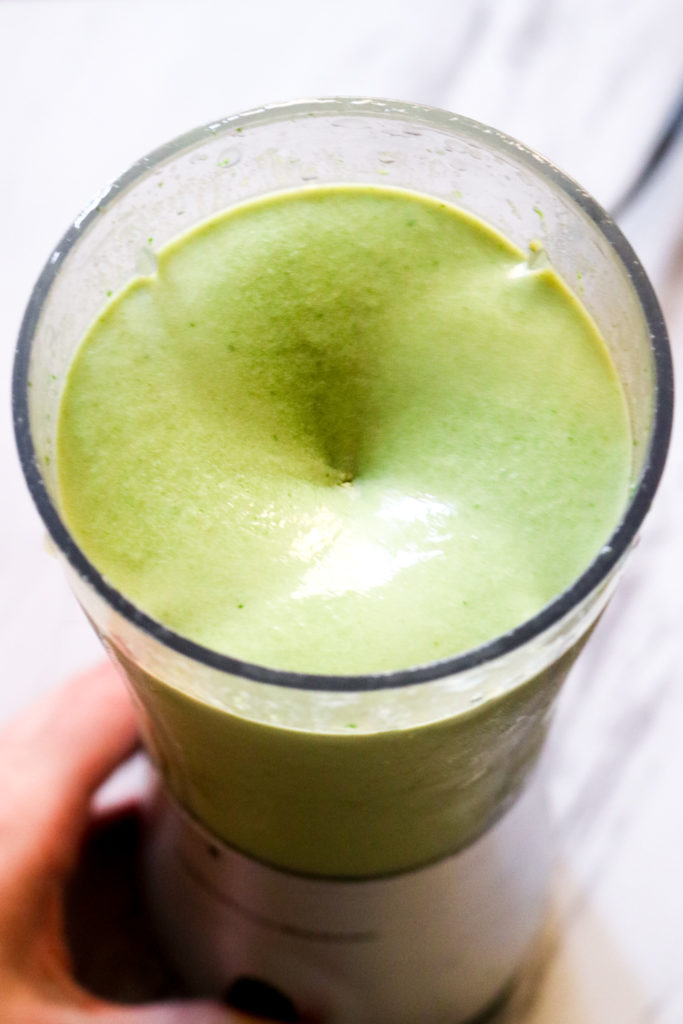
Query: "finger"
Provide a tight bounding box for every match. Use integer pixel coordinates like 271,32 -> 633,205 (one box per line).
0,661 -> 138,882
79,999 -> 256,1023
10,993 -> 256,1024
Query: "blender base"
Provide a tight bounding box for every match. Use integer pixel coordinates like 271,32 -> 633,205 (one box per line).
144,774 -> 549,1024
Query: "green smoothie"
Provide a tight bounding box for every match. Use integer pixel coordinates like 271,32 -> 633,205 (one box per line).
58,184 -> 630,672
56,184 -> 631,874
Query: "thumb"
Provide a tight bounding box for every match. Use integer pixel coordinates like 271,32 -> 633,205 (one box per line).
0,661 -> 138,887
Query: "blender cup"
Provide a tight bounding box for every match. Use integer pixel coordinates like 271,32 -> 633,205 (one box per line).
13,99 -> 673,1024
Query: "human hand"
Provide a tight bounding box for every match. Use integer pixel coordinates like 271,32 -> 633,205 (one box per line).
0,663 -> 255,1023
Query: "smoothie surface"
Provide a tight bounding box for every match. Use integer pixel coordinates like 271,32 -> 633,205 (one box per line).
57,185 -> 632,674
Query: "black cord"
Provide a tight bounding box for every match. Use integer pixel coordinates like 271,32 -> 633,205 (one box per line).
612,85 -> 683,219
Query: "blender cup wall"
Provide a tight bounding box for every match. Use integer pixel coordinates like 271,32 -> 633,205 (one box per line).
14,100 -> 673,1024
